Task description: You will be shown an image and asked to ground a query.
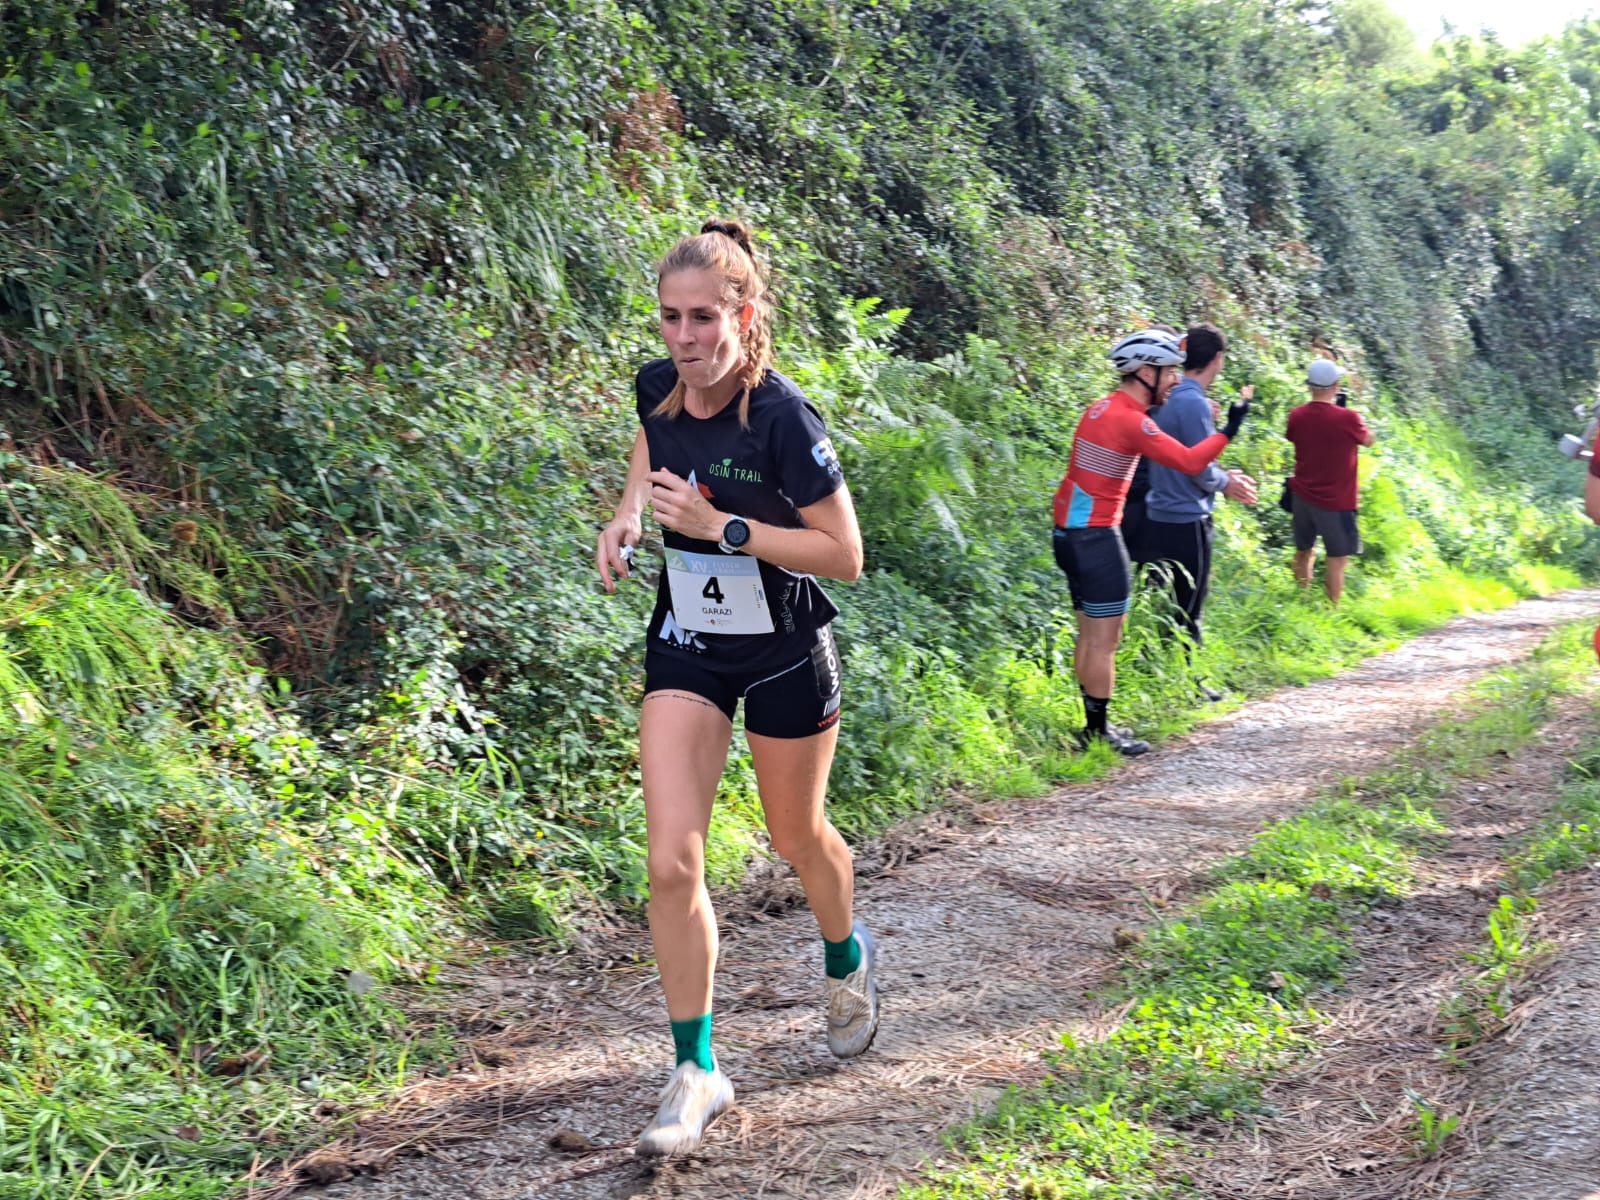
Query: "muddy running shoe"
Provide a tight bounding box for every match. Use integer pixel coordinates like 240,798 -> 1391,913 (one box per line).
636,1060 -> 734,1157
826,919 -> 880,1058
1076,726 -> 1150,757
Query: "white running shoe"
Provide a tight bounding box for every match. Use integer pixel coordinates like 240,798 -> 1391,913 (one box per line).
635,1060 -> 734,1157
826,919 -> 880,1058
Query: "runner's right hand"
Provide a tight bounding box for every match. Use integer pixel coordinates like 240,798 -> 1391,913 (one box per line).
597,517 -> 642,594
1222,469 -> 1259,505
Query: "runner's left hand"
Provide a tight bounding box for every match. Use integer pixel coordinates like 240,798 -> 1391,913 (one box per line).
647,469 -> 726,542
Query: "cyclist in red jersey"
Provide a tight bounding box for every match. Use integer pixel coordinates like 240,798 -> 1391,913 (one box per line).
1052,330 -> 1249,754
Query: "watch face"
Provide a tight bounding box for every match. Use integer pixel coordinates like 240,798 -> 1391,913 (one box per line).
724,518 -> 750,547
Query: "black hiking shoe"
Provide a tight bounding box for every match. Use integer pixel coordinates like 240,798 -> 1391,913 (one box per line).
1076,726 -> 1150,757
1196,680 -> 1225,703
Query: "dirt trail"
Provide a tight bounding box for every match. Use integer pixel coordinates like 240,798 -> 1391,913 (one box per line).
1441,877 -> 1600,1200
1176,689 -> 1599,1200
292,590 -> 1600,1200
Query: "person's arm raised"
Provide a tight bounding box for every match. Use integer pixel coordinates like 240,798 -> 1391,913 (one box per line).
1170,388 -> 1230,492
1137,397 -> 1249,476
1352,407 -> 1377,447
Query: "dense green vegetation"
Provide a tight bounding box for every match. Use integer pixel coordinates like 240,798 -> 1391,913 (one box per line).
1,0 -> 1598,1194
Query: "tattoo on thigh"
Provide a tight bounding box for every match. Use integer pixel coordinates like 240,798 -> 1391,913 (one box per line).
644,691 -> 723,713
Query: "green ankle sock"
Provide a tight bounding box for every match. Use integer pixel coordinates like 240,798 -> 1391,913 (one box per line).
824,930 -> 861,980
670,1013 -> 715,1072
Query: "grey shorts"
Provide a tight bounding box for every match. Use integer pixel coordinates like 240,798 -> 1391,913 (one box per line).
1291,493 -> 1362,557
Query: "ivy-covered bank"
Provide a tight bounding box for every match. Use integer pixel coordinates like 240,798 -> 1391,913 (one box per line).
1,0 -> 1597,1194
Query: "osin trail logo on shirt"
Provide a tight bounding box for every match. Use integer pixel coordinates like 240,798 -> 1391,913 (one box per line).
707,457 -> 763,484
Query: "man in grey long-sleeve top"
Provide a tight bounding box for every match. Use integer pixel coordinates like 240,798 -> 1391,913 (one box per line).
1136,323 -> 1257,700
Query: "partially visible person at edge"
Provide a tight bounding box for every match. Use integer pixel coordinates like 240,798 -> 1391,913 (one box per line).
1285,358 -> 1375,606
1587,424 -> 1600,524
1052,329 -> 1250,756
1121,323 -> 1258,703
595,219 -> 879,1158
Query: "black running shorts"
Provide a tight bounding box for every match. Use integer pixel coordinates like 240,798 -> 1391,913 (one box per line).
1291,493 -> 1362,557
1053,525 -> 1133,618
643,626 -> 842,739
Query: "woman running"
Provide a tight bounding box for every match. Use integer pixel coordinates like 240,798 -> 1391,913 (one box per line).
596,219 -> 879,1157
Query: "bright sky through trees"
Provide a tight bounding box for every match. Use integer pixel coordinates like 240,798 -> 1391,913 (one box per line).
1388,0 -> 1596,44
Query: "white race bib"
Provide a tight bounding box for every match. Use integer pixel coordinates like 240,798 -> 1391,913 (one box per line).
665,549 -> 775,635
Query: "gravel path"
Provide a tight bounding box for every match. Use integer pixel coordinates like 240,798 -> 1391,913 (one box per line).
1174,687 -> 1600,1200
290,590 -> 1600,1200
1440,873 -> 1600,1200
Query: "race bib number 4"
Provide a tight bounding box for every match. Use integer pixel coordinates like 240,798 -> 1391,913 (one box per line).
665,549 -> 775,635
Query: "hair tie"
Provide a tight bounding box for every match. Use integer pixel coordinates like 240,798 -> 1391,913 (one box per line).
701,220 -> 753,258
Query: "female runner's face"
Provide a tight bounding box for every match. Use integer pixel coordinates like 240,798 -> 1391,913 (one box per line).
658,268 -> 745,390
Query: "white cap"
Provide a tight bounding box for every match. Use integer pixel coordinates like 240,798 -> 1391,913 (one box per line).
1307,359 -> 1345,387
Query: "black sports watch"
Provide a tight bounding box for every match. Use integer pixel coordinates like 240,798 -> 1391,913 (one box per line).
718,515 -> 752,554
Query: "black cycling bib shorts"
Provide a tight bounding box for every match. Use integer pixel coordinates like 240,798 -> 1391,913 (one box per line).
1053,525 -> 1133,618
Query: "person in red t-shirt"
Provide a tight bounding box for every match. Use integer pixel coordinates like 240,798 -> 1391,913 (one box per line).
1285,358 -> 1375,605
1586,427 -> 1600,524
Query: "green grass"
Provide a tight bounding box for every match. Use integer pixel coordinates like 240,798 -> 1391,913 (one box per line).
0,578 -> 458,1200
899,625 -> 1591,1199
1505,640 -> 1600,892
2,2 -> 1598,1193
1438,630 -> 1600,1053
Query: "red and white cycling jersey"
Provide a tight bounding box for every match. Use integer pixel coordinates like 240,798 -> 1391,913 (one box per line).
1053,390 -> 1229,529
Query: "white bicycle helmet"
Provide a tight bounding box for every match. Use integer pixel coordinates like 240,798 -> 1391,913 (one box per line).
1109,329 -> 1184,374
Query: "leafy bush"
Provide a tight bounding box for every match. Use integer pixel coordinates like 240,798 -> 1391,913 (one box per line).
2,0 -> 1599,1193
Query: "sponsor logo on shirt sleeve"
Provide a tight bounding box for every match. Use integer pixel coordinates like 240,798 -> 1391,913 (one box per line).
1141,417 -> 1161,436
810,437 -> 843,480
